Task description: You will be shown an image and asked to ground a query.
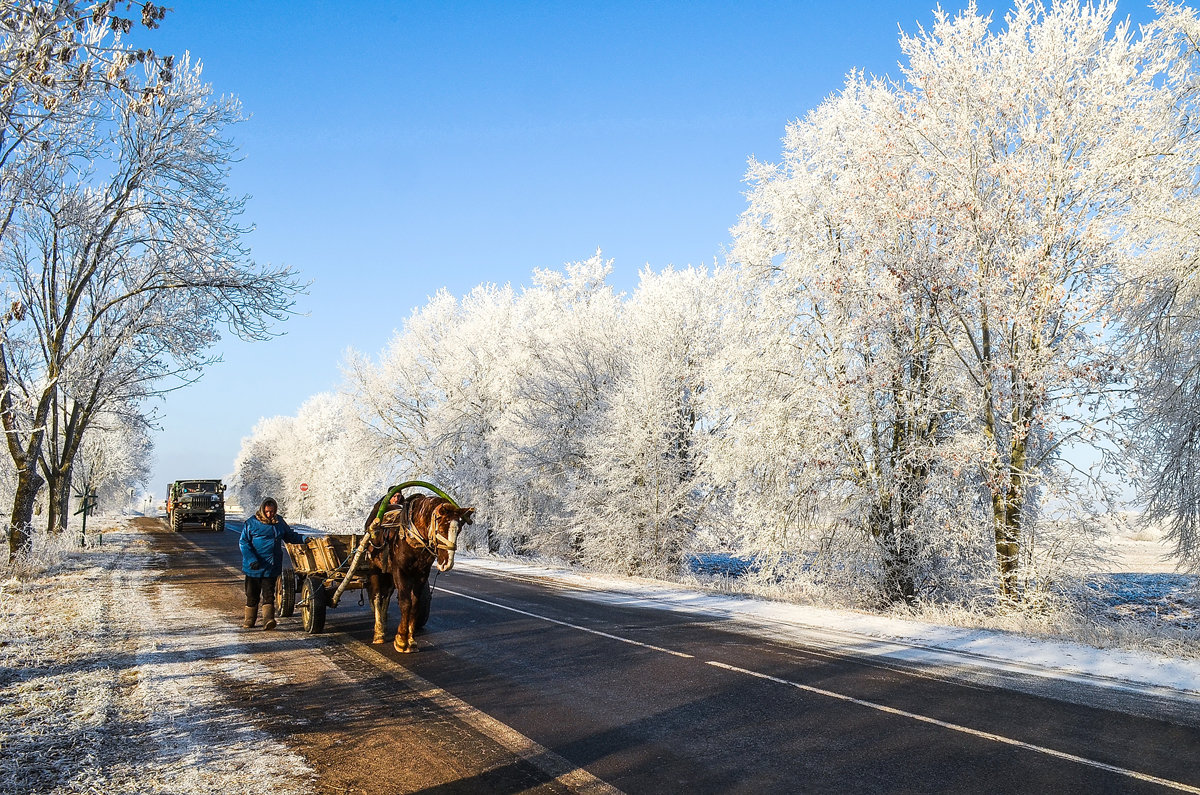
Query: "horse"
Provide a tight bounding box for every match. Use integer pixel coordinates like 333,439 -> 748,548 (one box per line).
362,491 -> 474,652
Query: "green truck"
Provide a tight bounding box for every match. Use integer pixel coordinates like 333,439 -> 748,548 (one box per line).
166,479 -> 226,532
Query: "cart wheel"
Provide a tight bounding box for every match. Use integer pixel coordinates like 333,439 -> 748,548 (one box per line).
301,576 -> 326,634
276,571 -> 296,617
415,581 -> 432,631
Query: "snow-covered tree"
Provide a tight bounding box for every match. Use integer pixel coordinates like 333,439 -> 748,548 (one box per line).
1118,3 -> 1200,573
288,392 -> 388,528
347,281 -> 520,549
346,253 -> 626,559
229,414 -> 295,519
0,20 -> 302,554
73,403 -> 152,511
733,0 -> 1200,599
577,265 -> 730,576
497,254 -> 623,559
726,74 -> 971,603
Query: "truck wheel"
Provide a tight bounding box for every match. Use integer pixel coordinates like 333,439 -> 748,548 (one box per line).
415,581 -> 432,631
213,515 -> 225,533
276,571 -> 296,617
301,577 -> 326,634
169,511 -> 181,533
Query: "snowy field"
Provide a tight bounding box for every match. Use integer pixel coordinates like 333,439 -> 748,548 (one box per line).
1,514 -> 1196,794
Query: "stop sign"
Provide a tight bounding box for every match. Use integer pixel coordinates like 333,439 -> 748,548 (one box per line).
299,483 -> 309,492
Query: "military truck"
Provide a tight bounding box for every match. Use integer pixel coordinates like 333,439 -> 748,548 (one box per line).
166,479 -> 226,532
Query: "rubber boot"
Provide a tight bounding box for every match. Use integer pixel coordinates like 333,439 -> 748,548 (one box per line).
242,606 -> 257,629
262,603 -> 277,630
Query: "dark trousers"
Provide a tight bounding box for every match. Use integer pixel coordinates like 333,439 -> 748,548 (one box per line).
245,575 -> 276,608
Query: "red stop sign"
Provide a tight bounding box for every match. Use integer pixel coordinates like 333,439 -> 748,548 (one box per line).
299,483 -> 309,492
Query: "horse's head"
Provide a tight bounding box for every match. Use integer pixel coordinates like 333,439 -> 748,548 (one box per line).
432,504 -> 474,572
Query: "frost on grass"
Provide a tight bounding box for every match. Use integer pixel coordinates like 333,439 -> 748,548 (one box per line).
0,527 -> 315,795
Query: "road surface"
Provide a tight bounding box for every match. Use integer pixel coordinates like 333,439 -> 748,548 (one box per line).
150,518 -> 1200,794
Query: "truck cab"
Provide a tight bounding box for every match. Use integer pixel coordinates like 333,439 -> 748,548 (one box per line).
167,479 -> 226,532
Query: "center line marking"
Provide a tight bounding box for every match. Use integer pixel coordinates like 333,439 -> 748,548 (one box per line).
441,585 -> 1197,792
438,588 -> 694,658
707,660 -> 1200,793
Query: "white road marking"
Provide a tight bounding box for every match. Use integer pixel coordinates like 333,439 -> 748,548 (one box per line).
343,642 -> 624,795
193,538 -> 1194,794
438,588 -> 695,658
186,542 -> 621,793
706,660 -> 1200,794
442,584 -> 1200,793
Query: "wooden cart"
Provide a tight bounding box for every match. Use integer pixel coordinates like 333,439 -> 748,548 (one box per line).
277,533 -> 431,634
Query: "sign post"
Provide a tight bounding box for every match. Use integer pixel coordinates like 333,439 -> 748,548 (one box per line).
73,491 -> 99,546
299,483 -> 309,521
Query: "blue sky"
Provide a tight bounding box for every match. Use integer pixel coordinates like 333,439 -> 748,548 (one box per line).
140,1 -> 1156,501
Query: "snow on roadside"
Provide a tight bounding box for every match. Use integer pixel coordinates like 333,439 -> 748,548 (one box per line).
0,522 -> 315,795
456,557 -> 1200,698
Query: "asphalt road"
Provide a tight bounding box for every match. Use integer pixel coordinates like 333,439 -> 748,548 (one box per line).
173,519 -> 1200,794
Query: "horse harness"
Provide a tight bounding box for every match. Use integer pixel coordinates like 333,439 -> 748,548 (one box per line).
369,498 -> 457,561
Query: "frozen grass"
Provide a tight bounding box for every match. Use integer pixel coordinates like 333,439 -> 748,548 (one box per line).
675,525 -> 1200,661
0,518 -> 316,795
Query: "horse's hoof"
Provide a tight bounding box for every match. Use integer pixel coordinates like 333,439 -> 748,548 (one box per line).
392,637 -> 408,653
372,637 -> 385,645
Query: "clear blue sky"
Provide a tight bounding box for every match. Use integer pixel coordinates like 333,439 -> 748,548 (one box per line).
139,0 -> 1156,502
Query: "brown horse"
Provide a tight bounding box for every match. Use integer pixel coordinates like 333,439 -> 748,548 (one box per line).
362,492 -> 474,652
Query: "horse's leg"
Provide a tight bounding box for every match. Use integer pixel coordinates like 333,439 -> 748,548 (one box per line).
378,575 -> 395,645
367,572 -> 390,644
404,583 -> 420,651
393,581 -> 414,653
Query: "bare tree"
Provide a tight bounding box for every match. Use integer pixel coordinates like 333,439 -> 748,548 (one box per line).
1,4 -> 303,556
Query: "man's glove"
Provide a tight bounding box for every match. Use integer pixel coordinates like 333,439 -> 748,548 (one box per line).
249,561 -> 262,571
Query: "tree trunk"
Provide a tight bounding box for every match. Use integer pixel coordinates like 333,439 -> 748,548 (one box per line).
46,463 -> 73,534
993,490 -> 1021,598
8,465 -> 45,558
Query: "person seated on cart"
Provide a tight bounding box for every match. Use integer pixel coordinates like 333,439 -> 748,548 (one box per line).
239,497 -> 305,630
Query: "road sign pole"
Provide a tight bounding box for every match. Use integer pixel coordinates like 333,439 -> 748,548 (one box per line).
74,491 -> 97,546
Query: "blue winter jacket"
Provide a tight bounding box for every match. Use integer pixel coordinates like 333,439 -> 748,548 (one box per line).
239,515 -> 305,578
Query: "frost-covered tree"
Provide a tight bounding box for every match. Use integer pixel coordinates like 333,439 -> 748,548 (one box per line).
229,392 -> 387,530
728,75 -> 973,604
0,0 -> 170,544
286,392 -> 388,527
347,253 -> 626,559
0,26 -> 302,554
734,0 -> 1200,599
73,402 -> 152,511
229,414 -> 294,519
1117,3 -> 1200,573
577,265 -> 730,576
498,254 -> 622,559
891,0 -> 1200,594
347,281 -> 520,549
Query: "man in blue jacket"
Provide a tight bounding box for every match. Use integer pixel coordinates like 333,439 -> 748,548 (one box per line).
239,497 -> 305,629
